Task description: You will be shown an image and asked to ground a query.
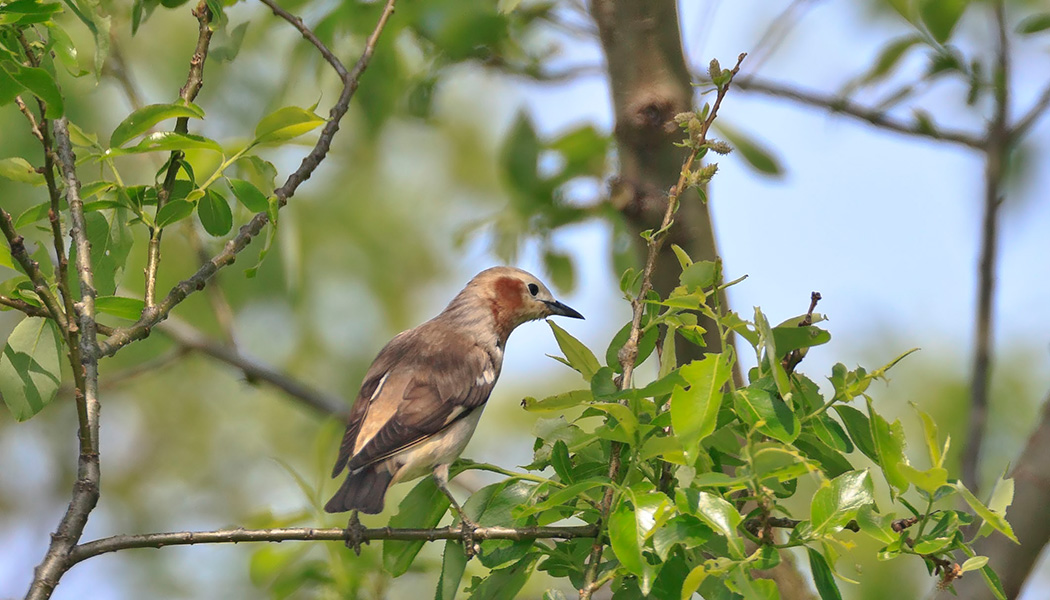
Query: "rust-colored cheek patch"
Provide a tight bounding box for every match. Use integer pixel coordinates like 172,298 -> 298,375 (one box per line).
490,277 -> 525,336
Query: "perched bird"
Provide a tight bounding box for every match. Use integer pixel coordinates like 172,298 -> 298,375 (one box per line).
324,266 -> 583,527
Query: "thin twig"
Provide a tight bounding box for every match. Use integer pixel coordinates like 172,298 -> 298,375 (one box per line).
0,295 -> 50,317
99,0 -> 397,358
157,319 -> 347,418
26,117 -> 103,600
962,0 -> 1010,495
0,209 -> 68,337
730,76 -> 984,149
1009,83 -> 1050,141
68,523 -> 598,564
15,95 -> 45,143
145,1 -> 215,309
578,53 -> 747,600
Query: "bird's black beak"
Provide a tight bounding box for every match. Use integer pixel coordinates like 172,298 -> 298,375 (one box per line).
544,300 -> 584,320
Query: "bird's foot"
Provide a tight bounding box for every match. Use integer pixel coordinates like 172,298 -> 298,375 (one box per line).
458,515 -> 480,559
344,511 -> 368,555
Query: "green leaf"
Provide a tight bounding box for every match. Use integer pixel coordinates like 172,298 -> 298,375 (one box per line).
953,482 -> 1018,543
754,308 -> 789,395
0,317 -> 64,421
833,405 -> 878,461
110,132 -> 222,155
735,387 -> 800,443
609,500 -> 645,576
978,472 -> 1014,538
436,540 -> 468,600
14,204 -> 52,228
807,547 -> 843,600
95,296 -> 145,321
0,241 -> 12,270
911,402 -> 944,468
197,189 -> 233,236
810,470 -> 874,535
500,110 -> 539,192
589,402 -> 638,440
604,321 -> 659,372
0,157 -> 43,184
715,122 -> 783,176
110,102 -> 205,147
253,106 -> 326,145
3,63 -> 63,117
547,320 -> 599,381
671,353 -> 732,455
693,492 -> 744,558
919,0 -> 970,44
856,505 -> 896,544
898,464 -> 947,496
868,400 -> 909,493
384,477 -> 452,576
74,211 -> 133,296
521,389 -> 592,412
465,553 -> 539,600
680,565 -> 708,600
680,260 -> 717,290
1017,13 -> 1050,35
857,35 -> 923,85
771,325 -> 831,355
960,556 -> 988,573
227,178 -> 270,213
155,199 -> 195,229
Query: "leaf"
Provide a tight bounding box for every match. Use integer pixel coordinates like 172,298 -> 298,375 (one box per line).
898,464 -> 947,495
680,565 -> 708,600
609,500 -> 645,577
547,320 -> 599,381
197,189 -> 233,236
500,111 -> 539,192
833,405 -> 878,461
693,492 -> 744,558
856,505 -> 896,544
604,321 -> 659,373
680,260 -> 717,290
3,64 -> 63,118
110,102 -> 205,147
857,35 -> 923,85
110,132 -> 222,155
867,400 -> 909,493
521,389 -> 592,412
95,296 -> 145,321
771,325 -> 831,355
0,317 -> 64,421
74,211 -> 133,297
465,553 -> 539,600
734,387 -> 800,443
0,157 -> 43,184
715,122 -> 783,176
810,470 -> 874,535
1018,13 -> 1050,35
671,353 -> 732,455
253,106 -> 326,146
589,402 -> 638,440
978,472 -> 1014,538
911,402 -> 943,468
383,477 -> 452,576
156,199 -> 195,228
0,241 -> 12,270
807,547 -> 843,600
919,0 -> 970,44
436,540 -> 468,600
960,556 -> 988,573
953,482 -> 1018,543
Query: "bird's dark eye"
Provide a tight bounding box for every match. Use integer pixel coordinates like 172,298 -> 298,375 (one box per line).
527,283 -> 539,296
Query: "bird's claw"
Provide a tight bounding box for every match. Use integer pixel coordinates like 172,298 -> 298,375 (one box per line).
458,516 -> 480,559
344,511 -> 368,555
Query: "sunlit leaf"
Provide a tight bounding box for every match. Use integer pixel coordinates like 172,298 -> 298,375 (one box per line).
0,317 -> 64,421
110,102 -> 205,147
253,106 -> 325,146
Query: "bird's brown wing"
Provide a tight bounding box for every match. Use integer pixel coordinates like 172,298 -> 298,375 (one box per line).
330,327 -> 498,477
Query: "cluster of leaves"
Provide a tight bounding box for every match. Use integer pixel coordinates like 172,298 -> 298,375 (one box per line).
364,250 -> 1016,599
0,0 -> 334,420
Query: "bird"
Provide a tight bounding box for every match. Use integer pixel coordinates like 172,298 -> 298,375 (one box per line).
324,266 -> 583,534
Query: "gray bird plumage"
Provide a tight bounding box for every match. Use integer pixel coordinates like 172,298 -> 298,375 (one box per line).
325,266 -> 583,516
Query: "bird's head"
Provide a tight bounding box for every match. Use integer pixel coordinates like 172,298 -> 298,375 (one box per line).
459,266 -> 583,341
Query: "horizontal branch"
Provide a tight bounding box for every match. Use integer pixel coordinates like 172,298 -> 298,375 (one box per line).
0,294 -> 50,318
69,523 -> 598,564
730,75 -> 984,150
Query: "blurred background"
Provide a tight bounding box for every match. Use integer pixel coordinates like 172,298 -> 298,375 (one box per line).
1,0 -> 1048,598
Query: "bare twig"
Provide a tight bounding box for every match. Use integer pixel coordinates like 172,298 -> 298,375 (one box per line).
99,0 -> 397,358
26,117 -> 102,600
145,1 -> 215,309
578,54 -> 747,600
0,295 -> 50,317
157,319 -> 347,418
69,523 -> 597,564
729,76 -> 984,149
962,0 -> 1010,495
1010,83 -> 1050,141
14,95 -> 45,143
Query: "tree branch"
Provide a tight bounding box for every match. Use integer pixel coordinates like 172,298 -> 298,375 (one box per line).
1009,82 -> 1050,141
0,209 -> 68,337
0,294 -> 50,318
68,523 -> 598,565
578,52 -> 747,600
730,76 -> 984,149
98,0 -> 397,358
26,117 -> 103,600
962,0 -> 1010,495
144,1 -> 215,309
156,318 -> 348,418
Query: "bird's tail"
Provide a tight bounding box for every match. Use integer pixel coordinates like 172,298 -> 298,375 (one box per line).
324,467 -> 394,514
